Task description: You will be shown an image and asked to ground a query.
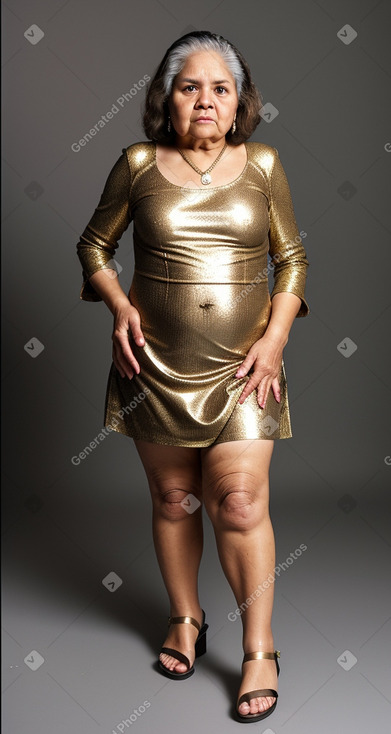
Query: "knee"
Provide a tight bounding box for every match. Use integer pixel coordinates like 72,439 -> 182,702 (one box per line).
207,476 -> 269,531
154,484 -> 202,521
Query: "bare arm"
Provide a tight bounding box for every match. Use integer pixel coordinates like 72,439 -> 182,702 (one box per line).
263,292 -> 302,347
88,268 -> 131,313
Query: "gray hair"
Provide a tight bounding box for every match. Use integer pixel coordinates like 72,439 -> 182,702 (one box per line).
162,35 -> 245,100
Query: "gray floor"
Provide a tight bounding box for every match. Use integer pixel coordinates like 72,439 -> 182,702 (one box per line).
3,435 -> 391,733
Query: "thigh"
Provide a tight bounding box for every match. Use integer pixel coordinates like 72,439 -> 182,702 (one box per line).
200,438 -> 274,505
133,439 -> 202,500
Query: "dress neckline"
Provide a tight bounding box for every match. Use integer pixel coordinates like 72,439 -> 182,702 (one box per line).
154,141 -> 249,190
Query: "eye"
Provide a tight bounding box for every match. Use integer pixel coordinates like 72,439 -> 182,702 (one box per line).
182,85 -> 228,94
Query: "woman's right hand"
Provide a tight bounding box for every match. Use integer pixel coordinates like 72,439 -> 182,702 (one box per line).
112,301 -> 145,379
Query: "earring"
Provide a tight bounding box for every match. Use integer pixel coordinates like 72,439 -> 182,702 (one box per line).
167,115 -> 171,132
231,115 -> 236,134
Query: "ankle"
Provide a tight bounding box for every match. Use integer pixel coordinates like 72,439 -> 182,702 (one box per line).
242,633 -> 275,653
168,604 -> 203,625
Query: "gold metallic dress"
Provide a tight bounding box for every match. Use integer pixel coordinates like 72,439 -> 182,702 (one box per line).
76,141 -> 309,446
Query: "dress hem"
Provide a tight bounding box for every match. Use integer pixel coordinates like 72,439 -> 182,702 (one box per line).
104,422 -> 292,446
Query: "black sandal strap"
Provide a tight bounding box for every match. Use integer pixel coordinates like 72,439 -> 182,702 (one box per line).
159,647 -> 191,669
237,688 -> 278,707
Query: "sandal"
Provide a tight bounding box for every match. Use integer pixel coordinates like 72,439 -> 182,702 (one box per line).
234,649 -> 281,723
157,609 -> 209,680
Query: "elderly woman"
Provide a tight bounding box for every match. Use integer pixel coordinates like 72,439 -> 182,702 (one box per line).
76,30 -> 309,723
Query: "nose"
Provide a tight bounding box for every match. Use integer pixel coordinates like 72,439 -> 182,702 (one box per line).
195,88 -> 214,109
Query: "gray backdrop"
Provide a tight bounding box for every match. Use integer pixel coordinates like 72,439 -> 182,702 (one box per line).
2,1 -> 391,732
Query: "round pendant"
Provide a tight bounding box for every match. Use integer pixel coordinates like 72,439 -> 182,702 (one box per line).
201,172 -> 212,185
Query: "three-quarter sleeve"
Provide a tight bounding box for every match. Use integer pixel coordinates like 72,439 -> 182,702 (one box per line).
268,147 -> 310,318
76,148 -> 132,301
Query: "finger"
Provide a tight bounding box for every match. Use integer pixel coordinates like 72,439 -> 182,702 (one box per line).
257,378 -> 272,408
271,376 -> 281,403
113,312 -> 145,356
126,308 -> 145,346
115,334 -> 141,375
112,346 -> 128,379
113,350 -> 134,380
129,326 -> 145,347
113,357 -> 131,380
122,317 -> 146,361
237,373 -> 263,404
113,341 -> 137,379
257,375 -> 279,407
235,353 -> 255,378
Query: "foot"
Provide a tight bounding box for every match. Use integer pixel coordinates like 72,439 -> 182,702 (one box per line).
159,607 -> 203,674
237,638 -> 278,717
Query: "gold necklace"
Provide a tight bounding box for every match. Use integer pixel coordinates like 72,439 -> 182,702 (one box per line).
176,142 -> 228,185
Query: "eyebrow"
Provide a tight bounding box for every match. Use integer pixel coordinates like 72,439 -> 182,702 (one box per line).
178,77 -> 232,85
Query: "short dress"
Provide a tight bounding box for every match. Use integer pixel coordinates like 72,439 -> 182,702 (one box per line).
76,141 -> 310,447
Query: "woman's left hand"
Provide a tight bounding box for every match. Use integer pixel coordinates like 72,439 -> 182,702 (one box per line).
234,334 -> 284,407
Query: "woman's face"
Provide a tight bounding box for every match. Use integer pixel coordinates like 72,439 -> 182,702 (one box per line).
168,50 -> 239,143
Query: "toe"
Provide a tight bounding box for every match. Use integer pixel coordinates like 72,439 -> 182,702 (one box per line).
238,701 -> 250,715
249,697 -> 259,714
238,695 -> 276,716
257,695 -> 275,713
172,660 -> 187,673
159,653 -> 188,673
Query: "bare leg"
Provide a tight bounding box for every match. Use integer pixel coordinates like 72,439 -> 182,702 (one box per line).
133,439 -> 204,673
200,438 -> 278,717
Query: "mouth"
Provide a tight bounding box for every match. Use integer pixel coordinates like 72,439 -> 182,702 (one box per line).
195,117 -> 215,122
